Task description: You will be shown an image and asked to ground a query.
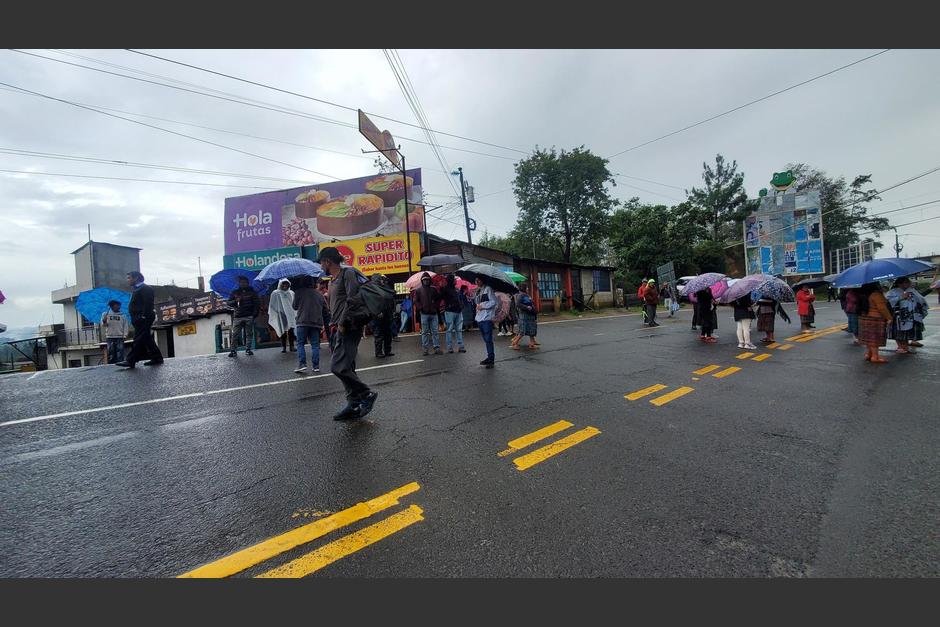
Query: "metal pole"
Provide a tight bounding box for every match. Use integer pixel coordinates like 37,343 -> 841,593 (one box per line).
401,153 -> 412,273
458,167 -> 472,244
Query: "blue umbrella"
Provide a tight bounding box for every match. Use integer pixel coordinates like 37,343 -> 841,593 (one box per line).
209,269 -> 267,298
75,287 -> 131,322
256,258 -> 324,283
831,258 -> 934,288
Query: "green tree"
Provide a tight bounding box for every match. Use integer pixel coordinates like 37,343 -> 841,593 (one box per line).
785,163 -> 888,252
691,240 -> 727,273
607,199 -> 706,279
477,228 -> 564,261
687,154 -> 753,242
511,146 -> 617,264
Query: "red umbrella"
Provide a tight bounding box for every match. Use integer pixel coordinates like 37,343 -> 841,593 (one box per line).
405,271 -> 436,291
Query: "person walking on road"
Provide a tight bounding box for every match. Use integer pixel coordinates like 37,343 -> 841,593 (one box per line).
756,297 -> 790,344
116,271 -> 163,368
857,282 -> 892,363
440,274 -> 466,354
499,293 -> 517,337
369,273 -> 395,359
414,272 -> 442,356
318,247 -> 377,420
292,275 -> 327,373
511,283 -> 539,350
101,300 -> 128,364
732,295 -> 757,350
796,284 -> 816,332
269,278 -> 296,353
661,281 -> 677,317
227,276 -> 260,357
696,288 -> 716,343
474,277 -> 497,368
643,279 -> 660,327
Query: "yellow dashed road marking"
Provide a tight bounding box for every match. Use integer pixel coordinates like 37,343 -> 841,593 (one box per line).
625,384 -> 668,401
712,366 -> 741,379
693,365 -> 721,375
736,352 -> 755,359
497,420 -> 574,457
512,427 -> 601,471
751,353 -> 771,362
649,386 -> 695,406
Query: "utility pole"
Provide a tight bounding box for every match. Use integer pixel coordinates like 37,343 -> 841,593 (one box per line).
456,167 -> 472,245
893,227 -> 902,258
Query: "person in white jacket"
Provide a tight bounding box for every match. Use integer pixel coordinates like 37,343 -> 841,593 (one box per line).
101,300 -> 128,364
268,279 -> 297,352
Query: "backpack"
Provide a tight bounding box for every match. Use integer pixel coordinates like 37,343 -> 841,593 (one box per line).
343,268 -> 396,328
493,292 -> 511,324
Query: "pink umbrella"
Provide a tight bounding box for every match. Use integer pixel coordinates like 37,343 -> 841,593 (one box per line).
405,271 -> 436,291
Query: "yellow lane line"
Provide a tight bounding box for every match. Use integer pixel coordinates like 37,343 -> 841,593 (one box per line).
794,328 -> 844,343
256,505 -> 425,578
766,342 -> 781,349
736,352 -> 755,360
712,366 -> 741,379
693,365 -> 721,375
177,482 -> 420,578
752,353 -> 771,362
624,384 -> 668,401
777,344 -> 794,351
784,325 -> 844,341
649,386 -> 695,406
497,420 -> 574,457
513,427 -> 601,471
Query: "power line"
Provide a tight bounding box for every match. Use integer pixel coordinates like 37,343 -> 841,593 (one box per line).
0,147 -> 319,185
124,48 -> 529,155
0,168 -> 280,190
0,80 -> 343,181
8,49 -> 520,161
606,49 -> 892,159
614,174 -> 685,191
857,212 -> 940,236
615,180 -> 684,203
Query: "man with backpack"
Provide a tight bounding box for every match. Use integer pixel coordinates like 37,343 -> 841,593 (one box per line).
318,247 -> 380,420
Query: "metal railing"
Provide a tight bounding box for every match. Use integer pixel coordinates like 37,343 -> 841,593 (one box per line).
56,325 -> 104,348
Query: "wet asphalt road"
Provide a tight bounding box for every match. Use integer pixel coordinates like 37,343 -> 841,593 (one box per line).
1,303 -> 938,577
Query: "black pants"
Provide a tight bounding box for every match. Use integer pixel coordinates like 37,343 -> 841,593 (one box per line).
645,304 -> 657,325
126,318 -> 162,365
281,328 -> 295,351
331,328 -> 371,403
372,317 -> 392,356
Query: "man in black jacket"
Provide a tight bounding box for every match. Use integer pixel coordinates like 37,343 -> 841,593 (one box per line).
115,271 -> 163,368
227,276 -> 261,357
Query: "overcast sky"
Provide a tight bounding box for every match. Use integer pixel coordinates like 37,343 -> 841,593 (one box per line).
1,49 -> 939,330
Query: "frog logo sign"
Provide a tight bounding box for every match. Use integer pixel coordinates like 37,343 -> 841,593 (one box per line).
770,171 -> 796,192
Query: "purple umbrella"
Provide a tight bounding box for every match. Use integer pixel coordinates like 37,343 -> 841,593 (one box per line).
719,274 -> 794,304
686,273 -> 728,303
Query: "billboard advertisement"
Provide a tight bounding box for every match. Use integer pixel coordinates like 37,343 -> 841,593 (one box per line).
222,246 -> 318,271
744,190 -> 824,276
333,232 -> 421,276
224,169 -> 425,255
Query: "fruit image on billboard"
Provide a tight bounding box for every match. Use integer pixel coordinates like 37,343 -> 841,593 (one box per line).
224,169 -> 424,255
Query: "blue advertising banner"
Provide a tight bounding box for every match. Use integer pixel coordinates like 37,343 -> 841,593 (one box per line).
744,190 -> 824,276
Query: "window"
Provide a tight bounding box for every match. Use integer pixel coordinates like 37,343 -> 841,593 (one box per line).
592,269 -> 610,292
538,272 -> 562,298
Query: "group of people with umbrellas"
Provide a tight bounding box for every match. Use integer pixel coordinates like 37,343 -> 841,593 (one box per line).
679,255 -> 934,362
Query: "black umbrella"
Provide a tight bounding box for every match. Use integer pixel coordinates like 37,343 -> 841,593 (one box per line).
456,263 -> 519,294
792,277 -> 830,290
417,254 -> 464,267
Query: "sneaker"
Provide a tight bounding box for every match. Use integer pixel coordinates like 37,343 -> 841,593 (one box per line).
422,350 -> 429,356
738,343 -> 745,349
143,360 -> 164,366
333,403 -> 361,421
385,352 -> 394,357
458,348 -> 466,353
294,365 -> 307,373
745,344 -> 757,350
246,349 -> 254,356
281,349 -> 287,353
447,349 -> 454,353
228,351 -> 237,358
358,391 -> 378,418
313,366 -> 320,372
434,348 -> 443,355
480,357 -> 495,367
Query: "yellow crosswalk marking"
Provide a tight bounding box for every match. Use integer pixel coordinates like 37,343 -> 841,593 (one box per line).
512,427 -> 601,471
693,365 -> 721,375
625,384 -> 668,401
766,342 -> 780,349
256,505 -> 425,578
497,420 -> 574,457
776,344 -> 794,351
752,353 -> 771,362
736,352 -> 754,359
177,482 -> 420,578
712,366 -> 741,379
649,386 -> 695,406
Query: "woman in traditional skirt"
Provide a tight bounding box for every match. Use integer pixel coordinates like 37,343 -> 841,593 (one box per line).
511,283 -> 539,350
858,282 -> 893,363
756,297 -> 791,343
796,285 -> 816,332
910,285 -> 929,347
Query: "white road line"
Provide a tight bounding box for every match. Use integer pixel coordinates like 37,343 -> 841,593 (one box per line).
1,359 -> 424,428
3,431 -> 141,463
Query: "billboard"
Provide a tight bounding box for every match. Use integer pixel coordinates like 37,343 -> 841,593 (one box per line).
744,190 -> 824,276
222,246 -> 318,271
333,232 -> 421,276
224,169 -> 424,255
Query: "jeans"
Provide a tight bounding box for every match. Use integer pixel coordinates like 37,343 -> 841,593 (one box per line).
106,338 -> 125,363
296,325 -> 320,368
478,320 -> 495,361
736,319 -> 752,345
444,311 -> 464,350
420,313 -> 440,349
330,328 -> 370,403
232,316 -> 255,351
400,311 -> 410,333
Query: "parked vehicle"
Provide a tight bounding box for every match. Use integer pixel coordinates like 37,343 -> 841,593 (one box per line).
675,276 -> 696,302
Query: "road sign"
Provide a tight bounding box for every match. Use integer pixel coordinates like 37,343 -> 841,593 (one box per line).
358,109 -> 400,167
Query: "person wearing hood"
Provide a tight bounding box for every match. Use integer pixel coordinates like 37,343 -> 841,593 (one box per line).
440,273 -> 467,354
414,272 -> 442,356
227,275 -> 261,357
268,279 -> 296,353
369,273 -> 395,359
292,275 -> 328,374
643,279 -> 660,327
